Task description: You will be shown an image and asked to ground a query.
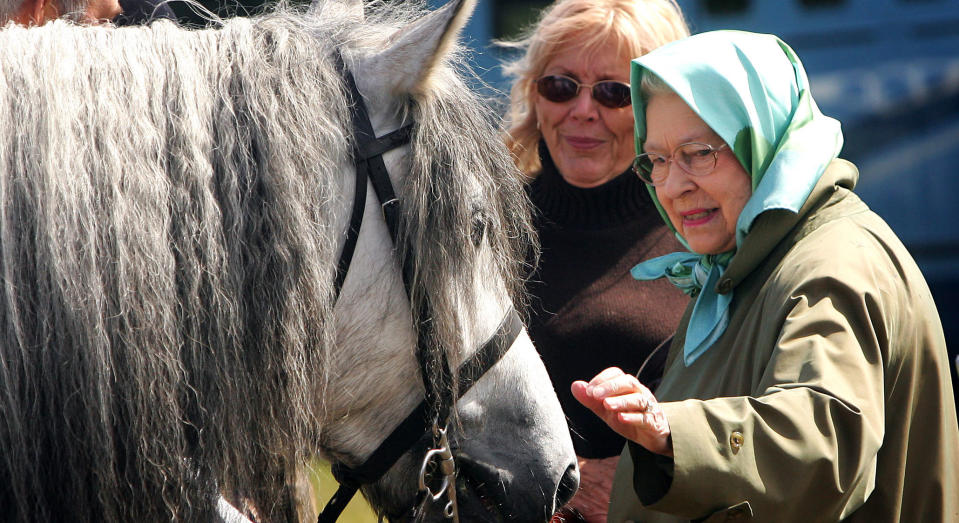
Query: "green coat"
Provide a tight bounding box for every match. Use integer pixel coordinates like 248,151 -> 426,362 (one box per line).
609,160 -> 959,522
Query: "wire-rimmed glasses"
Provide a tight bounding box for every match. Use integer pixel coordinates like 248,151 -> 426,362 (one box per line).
632,142 -> 729,186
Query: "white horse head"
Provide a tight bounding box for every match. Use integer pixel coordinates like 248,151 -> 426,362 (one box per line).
0,0 -> 577,521
313,0 -> 579,519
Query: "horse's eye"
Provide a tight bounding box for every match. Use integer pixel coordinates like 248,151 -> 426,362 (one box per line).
471,210 -> 488,248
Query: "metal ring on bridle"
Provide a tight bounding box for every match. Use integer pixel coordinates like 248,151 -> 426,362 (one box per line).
417,425 -> 455,498
415,424 -> 458,520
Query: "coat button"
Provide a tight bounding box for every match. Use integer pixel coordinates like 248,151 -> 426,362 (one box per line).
718,278 -> 733,293
730,431 -> 744,454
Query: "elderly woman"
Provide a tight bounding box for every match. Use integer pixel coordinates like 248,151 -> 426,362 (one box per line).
573,30 -> 959,521
502,0 -> 689,520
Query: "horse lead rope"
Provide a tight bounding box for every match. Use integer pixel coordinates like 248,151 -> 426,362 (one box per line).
320,52 -> 523,522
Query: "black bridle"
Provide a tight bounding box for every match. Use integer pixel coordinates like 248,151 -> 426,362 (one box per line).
318,53 -> 522,522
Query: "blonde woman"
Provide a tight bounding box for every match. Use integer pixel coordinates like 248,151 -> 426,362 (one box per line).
501,1 -> 689,520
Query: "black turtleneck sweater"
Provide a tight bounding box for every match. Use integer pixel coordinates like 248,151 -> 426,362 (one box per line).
526,150 -> 689,459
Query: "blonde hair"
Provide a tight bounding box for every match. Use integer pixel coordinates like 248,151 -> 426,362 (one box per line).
501,0 -> 689,176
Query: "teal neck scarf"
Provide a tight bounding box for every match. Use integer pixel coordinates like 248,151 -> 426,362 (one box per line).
629,31 -> 844,366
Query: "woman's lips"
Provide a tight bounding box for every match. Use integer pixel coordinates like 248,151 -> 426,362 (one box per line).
564,136 -> 603,149
681,208 -> 717,226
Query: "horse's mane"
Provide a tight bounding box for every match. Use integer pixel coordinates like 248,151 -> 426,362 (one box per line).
0,4 -> 533,521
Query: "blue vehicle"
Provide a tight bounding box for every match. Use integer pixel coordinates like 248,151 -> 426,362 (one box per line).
450,0 -> 959,402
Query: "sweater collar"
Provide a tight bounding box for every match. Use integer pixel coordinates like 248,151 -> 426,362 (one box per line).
527,143 -> 653,230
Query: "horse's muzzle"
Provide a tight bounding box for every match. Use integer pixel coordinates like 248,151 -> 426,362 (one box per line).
452,453 -> 579,522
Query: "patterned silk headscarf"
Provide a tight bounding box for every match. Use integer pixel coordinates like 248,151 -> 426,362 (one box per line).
630,31 -> 844,366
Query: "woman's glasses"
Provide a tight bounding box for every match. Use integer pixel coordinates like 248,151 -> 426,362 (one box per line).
535,74 -> 632,108
633,142 -> 729,186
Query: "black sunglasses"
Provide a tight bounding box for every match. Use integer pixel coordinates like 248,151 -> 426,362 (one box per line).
535,74 -> 632,108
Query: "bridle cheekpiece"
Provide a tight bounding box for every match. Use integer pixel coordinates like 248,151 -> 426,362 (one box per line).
318,51 -> 521,523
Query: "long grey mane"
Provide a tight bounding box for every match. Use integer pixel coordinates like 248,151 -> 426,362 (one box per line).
0,4 -> 533,521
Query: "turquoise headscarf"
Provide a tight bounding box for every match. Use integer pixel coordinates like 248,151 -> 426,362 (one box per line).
629,31 -> 843,366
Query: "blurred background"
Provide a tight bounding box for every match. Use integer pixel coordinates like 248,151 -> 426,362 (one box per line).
163,0 -> 958,519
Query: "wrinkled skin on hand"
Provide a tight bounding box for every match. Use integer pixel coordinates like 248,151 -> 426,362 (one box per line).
571,367 -> 673,457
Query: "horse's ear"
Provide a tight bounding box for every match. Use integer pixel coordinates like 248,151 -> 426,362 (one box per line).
359,0 -> 476,97
308,0 -> 363,20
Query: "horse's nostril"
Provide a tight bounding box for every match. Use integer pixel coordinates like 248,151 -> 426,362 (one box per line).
554,462 -> 579,510
459,455 -> 510,495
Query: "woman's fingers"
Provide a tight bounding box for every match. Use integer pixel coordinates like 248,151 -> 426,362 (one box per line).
619,411 -> 660,426
572,367 -> 629,412
587,372 -> 648,401
573,368 -> 648,407
570,380 -> 597,411
602,391 -> 651,412
572,367 -> 673,457
573,369 -> 653,426
587,367 -> 626,386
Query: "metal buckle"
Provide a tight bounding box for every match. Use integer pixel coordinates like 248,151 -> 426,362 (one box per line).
415,424 -> 458,522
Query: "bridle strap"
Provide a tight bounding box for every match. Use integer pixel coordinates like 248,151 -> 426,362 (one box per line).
331,150 -> 367,299
322,51 -> 520,522
331,51 -> 413,301
330,51 -> 447,416
333,310 -> 522,485
319,309 -> 522,523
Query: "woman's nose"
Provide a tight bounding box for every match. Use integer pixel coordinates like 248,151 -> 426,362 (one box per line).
568,89 -> 599,120
659,162 -> 696,199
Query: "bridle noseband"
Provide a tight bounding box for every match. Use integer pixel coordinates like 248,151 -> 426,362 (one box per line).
318,53 -> 522,523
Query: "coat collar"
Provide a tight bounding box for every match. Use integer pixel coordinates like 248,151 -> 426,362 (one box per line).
718,159 -> 859,295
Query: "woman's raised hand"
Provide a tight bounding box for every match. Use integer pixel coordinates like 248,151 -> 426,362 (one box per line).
571,367 -> 673,457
